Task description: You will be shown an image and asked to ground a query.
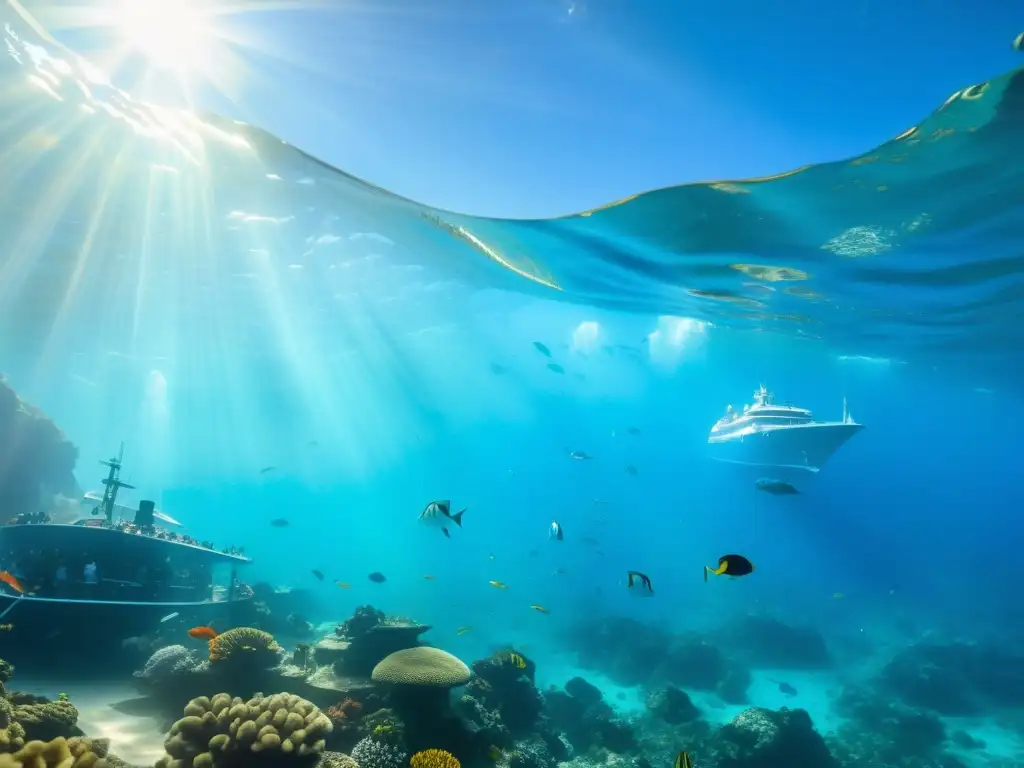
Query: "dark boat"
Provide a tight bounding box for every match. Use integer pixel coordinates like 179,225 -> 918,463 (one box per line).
0,445 -> 253,672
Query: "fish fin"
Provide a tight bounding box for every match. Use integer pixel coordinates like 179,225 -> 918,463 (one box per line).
437,500 -> 451,514
716,562 -> 729,575
451,508 -> 466,527
703,566 -> 710,582
557,530 -> 564,541
442,528 -> 450,538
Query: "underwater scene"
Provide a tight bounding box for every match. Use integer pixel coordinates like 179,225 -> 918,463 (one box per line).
1,2 -> 1024,768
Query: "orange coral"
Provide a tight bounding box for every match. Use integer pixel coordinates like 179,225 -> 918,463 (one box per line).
325,698 -> 362,721
411,749 -> 461,768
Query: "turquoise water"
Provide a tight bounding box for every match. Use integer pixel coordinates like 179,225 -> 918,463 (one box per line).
2,5 -> 1024,768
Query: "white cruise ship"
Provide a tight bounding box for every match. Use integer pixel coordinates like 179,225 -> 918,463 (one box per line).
708,385 -> 863,472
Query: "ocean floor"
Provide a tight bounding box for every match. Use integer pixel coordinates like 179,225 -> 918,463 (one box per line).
18,680 -> 166,766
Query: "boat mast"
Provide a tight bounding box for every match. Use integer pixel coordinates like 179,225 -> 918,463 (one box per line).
97,443 -> 136,524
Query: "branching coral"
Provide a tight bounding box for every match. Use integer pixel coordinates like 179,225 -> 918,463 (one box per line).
207,628 -> 282,667
0,736 -> 109,768
410,749 -> 460,768
350,737 -> 406,768
158,692 -> 331,768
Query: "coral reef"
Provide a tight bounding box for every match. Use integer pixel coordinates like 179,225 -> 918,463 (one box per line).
644,685 -> 700,725
157,692 -> 331,768
543,677 -> 637,755
0,378 -> 79,515
350,737 -> 407,768
0,736 -> 117,768
319,752 -> 359,768
716,616 -> 832,669
0,658 -> 83,753
208,628 -> 283,669
460,651 -> 543,737
711,707 -> 837,767
320,607 -> 432,678
370,647 -> 471,711
409,748 -> 459,768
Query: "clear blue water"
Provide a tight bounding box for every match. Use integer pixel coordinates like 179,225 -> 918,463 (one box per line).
2,5 -> 1024,768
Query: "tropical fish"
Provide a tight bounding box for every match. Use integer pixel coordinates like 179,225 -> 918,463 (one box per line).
549,521 -> 564,541
336,581 -> 351,589
547,363 -> 565,374
0,572 -> 25,594
490,363 -> 507,375
487,746 -> 502,762
423,575 -> 436,581
569,450 -> 592,460
530,605 -> 550,614
270,518 -> 290,527
508,652 -> 527,669
160,612 -> 180,623
833,592 -> 844,600
1014,32 -> 1024,51
0,624 -> 12,631
533,341 -> 552,357
674,751 -> 693,768
755,478 -> 799,495
624,465 -> 639,476
704,554 -> 755,582
626,570 -> 654,596
368,572 -> 387,583
311,570 -> 325,581
456,626 -> 473,636
770,679 -> 797,696
419,499 -> 466,539
489,580 -> 507,589
627,427 -> 641,435
188,626 -> 218,640
259,466 -> 275,474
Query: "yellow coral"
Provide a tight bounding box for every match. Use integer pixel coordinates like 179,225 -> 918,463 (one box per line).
0,736 -> 108,768
410,749 -> 460,768
207,628 -> 282,665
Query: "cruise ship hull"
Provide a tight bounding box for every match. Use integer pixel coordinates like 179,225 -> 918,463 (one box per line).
708,422 -> 863,472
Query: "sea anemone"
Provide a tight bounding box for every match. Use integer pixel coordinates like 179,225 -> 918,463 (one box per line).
207,627 -> 282,667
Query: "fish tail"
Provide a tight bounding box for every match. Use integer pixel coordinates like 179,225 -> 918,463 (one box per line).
451,508 -> 466,527
703,566 -> 710,583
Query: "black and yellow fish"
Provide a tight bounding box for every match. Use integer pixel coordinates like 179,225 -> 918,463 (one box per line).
674,751 -> 693,768
508,652 -> 527,669
704,554 -> 755,582
627,570 -> 654,596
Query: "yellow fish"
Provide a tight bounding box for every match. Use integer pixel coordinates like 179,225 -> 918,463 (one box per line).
487,746 -> 501,762
530,604 -> 550,614
335,581 -> 351,589
456,626 -> 473,636
508,652 -> 526,669
0,624 -> 12,631
489,580 -> 507,589
674,752 -> 693,768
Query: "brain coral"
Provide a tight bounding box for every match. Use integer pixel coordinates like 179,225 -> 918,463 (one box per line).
208,628 -> 282,667
0,736 -> 109,768
371,648 -> 471,687
410,749 -> 460,768
158,692 -> 332,768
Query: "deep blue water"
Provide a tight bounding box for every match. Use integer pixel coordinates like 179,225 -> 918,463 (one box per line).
2,5 -> 1024,768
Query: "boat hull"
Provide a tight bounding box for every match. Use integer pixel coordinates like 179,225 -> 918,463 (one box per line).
708,422 -> 863,472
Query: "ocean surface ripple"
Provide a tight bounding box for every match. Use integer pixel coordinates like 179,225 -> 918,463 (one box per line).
2,8 -> 1023,372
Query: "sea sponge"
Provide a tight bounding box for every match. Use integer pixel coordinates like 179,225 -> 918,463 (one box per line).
410,749 -> 460,768
371,648 -> 471,688
157,692 -> 331,768
0,736 -> 108,767
207,628 -> 282,667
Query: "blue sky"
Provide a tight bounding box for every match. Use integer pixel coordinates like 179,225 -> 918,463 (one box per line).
38,0 -> 1024,217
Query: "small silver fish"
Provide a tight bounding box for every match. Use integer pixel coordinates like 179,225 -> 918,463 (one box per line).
160,611 -> 180,623
549,521 -> 564,541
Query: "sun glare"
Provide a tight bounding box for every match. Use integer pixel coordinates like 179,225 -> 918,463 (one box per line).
113,0 -> 215,75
